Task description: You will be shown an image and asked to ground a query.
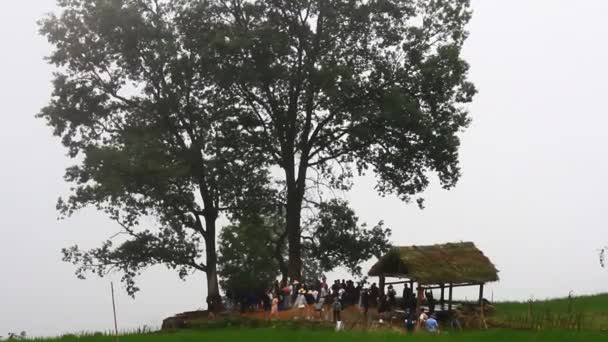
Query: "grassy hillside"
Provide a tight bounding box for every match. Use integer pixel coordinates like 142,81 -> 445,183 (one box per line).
494,293 -> 608,316
35,329 -> 608,342
490,293 -> 608,331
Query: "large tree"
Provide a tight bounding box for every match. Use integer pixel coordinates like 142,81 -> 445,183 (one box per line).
206,0 -> 477,279
217,217 -> 281,296
38,0 -> 270,308
218,199 -> 391,289
304,199 -> 391,276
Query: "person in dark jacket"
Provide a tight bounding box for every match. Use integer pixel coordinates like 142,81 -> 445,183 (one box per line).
387,285 -> 397,308
405,313 -> 416,333
370,283 -> 379,307
378,295 -> 390,321
426,290 -> 436,314
361,288 -> 370,319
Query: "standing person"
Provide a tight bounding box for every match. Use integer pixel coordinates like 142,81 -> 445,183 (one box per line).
282,282 -> 292,309
450,310 -> 463,331
292,280 -> 301,304
402,285 -> 408,309
309,287 -> 319,303
426,290 -> 436,314
270,295 -> 279,319
408,293 -> 417,317
345,280 -> 355,305
225,288 -> 234,311
278,292 -> 284,311
338,286 -> 346,303
416,286 -> 425,314
405,313 -> 416,333
331,280 -> 340,296
320,282 -> 328,299
418,310 -> 429,330
261,289 -> 271,311
403,284 -> 414,311
314,286 -> 326,319
370,283 -> 379,307
305,287 -> 316,318
387,285 -> 397,309
361,289 -> 370,319
378,295 -> 389,323
267,289 -> 274,310
332,295 -> 343,323
294,288 -> 307,309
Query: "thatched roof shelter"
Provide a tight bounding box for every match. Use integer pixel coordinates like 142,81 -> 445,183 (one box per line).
368,242 -> 498,308
369,242 -> 499,285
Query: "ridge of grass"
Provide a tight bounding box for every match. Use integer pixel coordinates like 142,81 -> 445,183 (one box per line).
31,328 -> 608,342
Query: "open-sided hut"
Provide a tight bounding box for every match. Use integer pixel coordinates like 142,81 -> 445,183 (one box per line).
368,242 -> 498,311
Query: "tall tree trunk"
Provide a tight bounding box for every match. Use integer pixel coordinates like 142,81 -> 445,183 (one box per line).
285,160 -> 308,281
285,157 -> 304,280
286,191 -> 302,281
204,214 -> 221,312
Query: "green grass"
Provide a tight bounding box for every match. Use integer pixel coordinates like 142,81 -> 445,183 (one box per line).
32,329 -> 608,342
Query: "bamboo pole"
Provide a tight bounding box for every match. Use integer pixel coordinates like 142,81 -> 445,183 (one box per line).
480,300 -> 488,330
111,282 -> 119,342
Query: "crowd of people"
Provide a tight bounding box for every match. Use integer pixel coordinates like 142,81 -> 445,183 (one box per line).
223,276 -> 444,333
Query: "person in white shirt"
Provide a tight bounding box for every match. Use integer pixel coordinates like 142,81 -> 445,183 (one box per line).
418,310 -> 429,330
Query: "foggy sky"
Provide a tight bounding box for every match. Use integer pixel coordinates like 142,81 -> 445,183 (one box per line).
1,0 -> 607,337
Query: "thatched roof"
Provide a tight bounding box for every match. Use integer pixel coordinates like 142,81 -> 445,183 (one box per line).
368,242 -> 499,285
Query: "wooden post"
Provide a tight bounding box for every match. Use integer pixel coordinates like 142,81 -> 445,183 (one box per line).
448,283 -> 453,311
379,275 -> 386,295
478,283 -> 485,306
416,284 -> 424,315
440,284 -> 445,311
111,282 -> 119,342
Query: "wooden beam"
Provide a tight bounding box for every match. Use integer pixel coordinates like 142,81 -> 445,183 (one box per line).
384,280 -> 412,285
478,283 -> 485,305
379,275 -> 386,295
415,283 -> 483,291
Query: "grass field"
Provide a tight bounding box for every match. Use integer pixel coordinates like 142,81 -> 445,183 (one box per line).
35,329 -> 608,342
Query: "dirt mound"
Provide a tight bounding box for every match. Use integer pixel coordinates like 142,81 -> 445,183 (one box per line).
161,305 -> 376,330
161,310 -> 211,330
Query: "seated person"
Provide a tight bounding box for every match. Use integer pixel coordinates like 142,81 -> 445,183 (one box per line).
425,314 -> 439,333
